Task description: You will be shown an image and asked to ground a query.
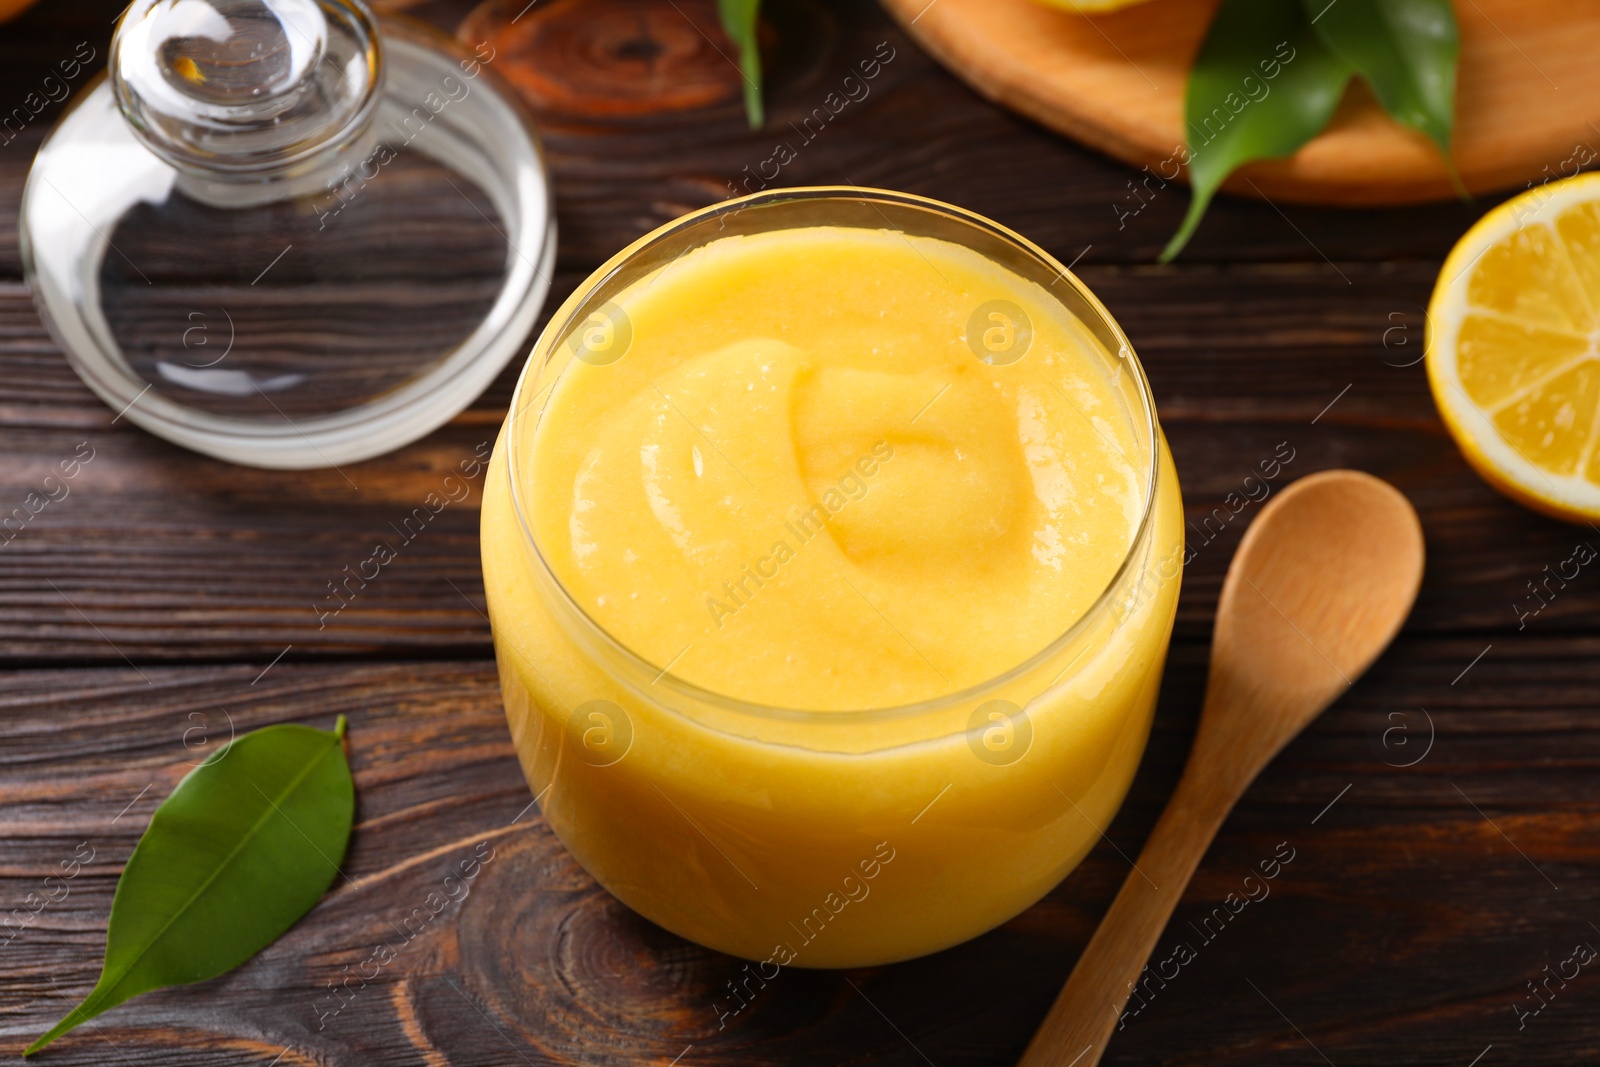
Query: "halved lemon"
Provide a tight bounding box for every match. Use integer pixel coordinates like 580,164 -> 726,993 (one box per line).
1428,172 -> 1600,523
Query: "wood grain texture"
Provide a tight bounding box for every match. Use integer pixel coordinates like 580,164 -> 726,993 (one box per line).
1,0 -> 1599,1063
0,262 -> 1589,662
0,0 -> 1546,278
3,643 -> 1599,1065
881,0 -> 1600,205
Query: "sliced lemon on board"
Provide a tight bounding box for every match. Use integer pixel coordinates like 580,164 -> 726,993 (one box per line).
1428,172 -> 1600,523
1029,0 -> 1156,11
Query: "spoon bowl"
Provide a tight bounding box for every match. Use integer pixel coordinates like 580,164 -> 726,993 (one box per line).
1196,468 -> 1426,795
1019,469 -> 1424,1067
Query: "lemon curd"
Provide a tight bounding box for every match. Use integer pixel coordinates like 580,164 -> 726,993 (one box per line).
481,191 -> 1184,967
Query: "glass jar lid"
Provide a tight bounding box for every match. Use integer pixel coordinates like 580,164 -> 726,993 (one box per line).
21,0 -> 555,468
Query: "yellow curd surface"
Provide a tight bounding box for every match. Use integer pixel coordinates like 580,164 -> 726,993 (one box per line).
482,218 -> 1184,967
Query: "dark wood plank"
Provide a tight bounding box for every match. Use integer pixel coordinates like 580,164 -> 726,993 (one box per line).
0,0 -> 1561,283
0,260 -> 1589,663
2,639 -> 1596,1065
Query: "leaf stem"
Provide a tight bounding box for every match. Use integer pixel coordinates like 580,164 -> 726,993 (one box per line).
717,0 -> 765,128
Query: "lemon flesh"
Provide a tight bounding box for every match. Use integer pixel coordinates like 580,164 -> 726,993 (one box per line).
1428,173 -> 1600,522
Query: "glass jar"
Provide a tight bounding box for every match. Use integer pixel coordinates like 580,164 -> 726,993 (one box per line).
480,188 -> 1184,967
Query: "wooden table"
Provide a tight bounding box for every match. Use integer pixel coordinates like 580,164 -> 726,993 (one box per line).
3,1 -> 1596,1064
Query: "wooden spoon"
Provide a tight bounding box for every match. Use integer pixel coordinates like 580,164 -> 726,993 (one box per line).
1019,469 -> 1425,1067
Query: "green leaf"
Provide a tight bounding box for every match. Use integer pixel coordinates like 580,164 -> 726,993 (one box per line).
26,717 -> 353,1056
1301,0 -> 1459,158
717,0 -> 764,128
1164,0 -> 1354,262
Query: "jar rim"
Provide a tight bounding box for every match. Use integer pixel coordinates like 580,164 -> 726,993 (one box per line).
504,186 -> 1163,724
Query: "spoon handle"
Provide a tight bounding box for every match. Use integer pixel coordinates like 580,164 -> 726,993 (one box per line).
1017,769 -> 1234,1067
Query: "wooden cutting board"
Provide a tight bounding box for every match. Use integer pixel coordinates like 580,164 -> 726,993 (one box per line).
880,0 -> 1600,205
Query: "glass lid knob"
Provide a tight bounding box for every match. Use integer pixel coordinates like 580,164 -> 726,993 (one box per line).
112,0 -> 380,179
